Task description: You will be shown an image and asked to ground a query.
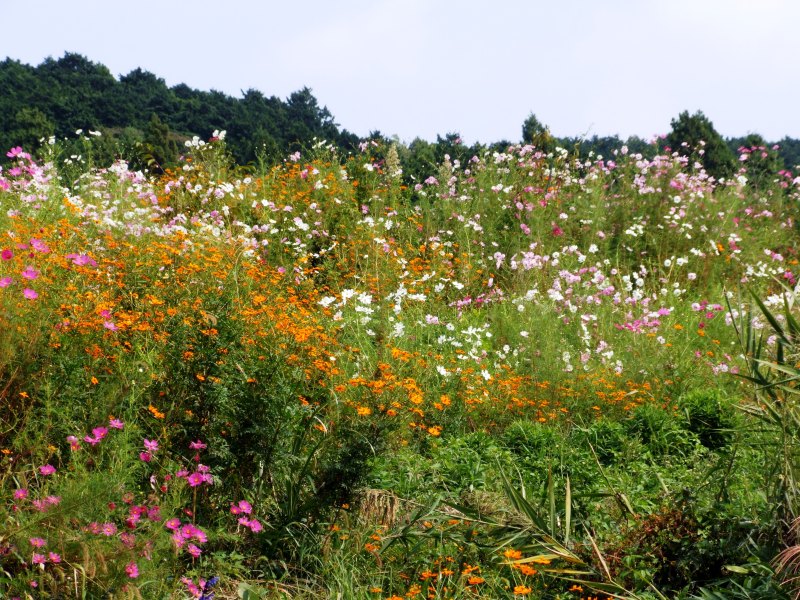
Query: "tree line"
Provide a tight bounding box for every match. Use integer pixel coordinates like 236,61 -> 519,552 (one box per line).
1,53 -> 798,180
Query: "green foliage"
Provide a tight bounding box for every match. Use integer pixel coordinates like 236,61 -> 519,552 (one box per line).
678,389 -> 737,451
667,110 -> 736,179
521,113 -> 555,152
623,403 -> 693,458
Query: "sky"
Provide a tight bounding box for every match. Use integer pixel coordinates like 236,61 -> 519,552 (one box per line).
2,0 -> 798,144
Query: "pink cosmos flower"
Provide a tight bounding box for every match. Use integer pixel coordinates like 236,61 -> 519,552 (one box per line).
67,435 -> 81,450
100,522 -> 117,536
66,253 -> 97,267
21,266 -> 39,280
125,562 -> 139,578
247,518 -> 263,533
23,288 -> 38,300
230,500 -> 252,515
0,276 -> 12,287
139,451 -> 152,462
1,249 -> 12,260
189,440 -> 207,450
92,426 -> 108,440
109,418 -> 124,429
29,239 -> 49,253
186,472 -> 205,487
39,464 -> 56,476
143,439 -> 158,453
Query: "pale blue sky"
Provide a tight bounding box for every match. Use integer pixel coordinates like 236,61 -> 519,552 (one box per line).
3,0 -> 798,143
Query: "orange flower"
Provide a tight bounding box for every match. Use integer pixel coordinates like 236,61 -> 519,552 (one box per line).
513,585 -> 532,595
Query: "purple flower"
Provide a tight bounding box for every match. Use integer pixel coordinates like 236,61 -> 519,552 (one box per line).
29,537 -> 46,548
23,288 -> 38,300
13,488 -> 28,500
187,543 -> 202,558
32,553 -> 46,565
0,276 -> 12,287
39,464 -> 56,476
1,248 -> 12,260
165,518 -> 181,531
143,439 -> 158,453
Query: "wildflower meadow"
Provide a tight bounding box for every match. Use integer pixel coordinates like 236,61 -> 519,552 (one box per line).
1,131 -> 799,599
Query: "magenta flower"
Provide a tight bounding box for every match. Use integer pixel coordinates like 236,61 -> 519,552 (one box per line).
67,435 -> 81,450
231,500 -> 252,515
186,472 -> 205,487
125,562 -> 139,578
39,464 -> 56,476
21,266 -> 39,280
248,519 -> 263,533
29,537 -> 46,548
91,426 -> 108,440
13,488 -> 28,500
143,439 -> 158,453
66,253 -> 97,267
29,238 -> 49,253
32,553 -> 46,565
139,451 -> 152,462
109,418 -> 124,429
0,276 -> 12,287
165,518 -> 181,531
1,248 -> 12,260
189,440 -> 207,450
23,288 -> 38,300
48,552 -> 61,563
187,543 -> 202,558
100,522 -> 117,536
103,321 -> 118,331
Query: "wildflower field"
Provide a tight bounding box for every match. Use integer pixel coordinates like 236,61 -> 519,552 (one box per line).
1,133 -> 799,600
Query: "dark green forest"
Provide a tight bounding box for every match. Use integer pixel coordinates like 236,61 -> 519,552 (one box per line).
2,53 -> 799,178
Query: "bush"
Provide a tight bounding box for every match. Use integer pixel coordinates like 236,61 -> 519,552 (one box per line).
679,389 -> 737,451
